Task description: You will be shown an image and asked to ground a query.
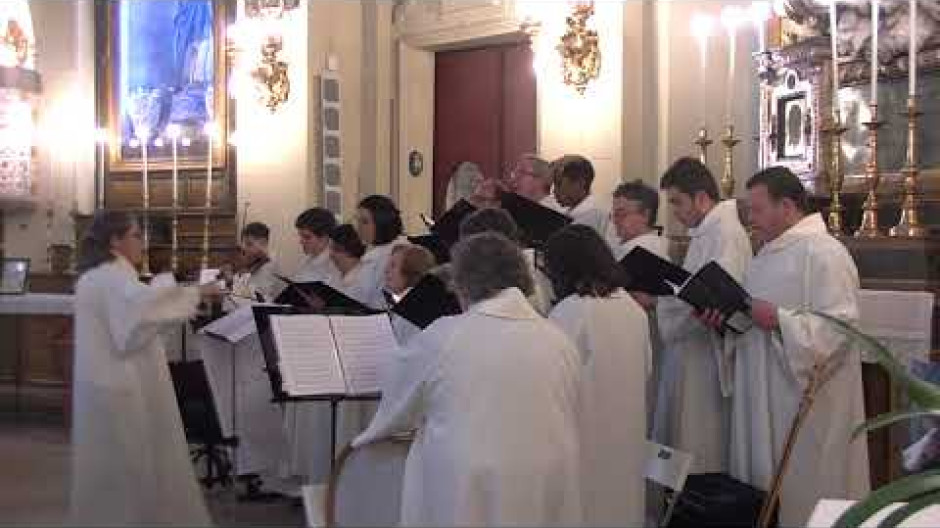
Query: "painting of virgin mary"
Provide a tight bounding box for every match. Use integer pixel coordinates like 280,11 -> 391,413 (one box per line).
118,0 -> 215,160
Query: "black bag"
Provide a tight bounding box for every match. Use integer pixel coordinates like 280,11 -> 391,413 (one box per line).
668,473 -> 777,528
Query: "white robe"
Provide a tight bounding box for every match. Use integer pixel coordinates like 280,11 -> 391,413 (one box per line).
540,193 -> 565,213
293,249 -> 340,285
549,290 -> 650,527
355,288 -> 582,527
522,248 -> 554,315
731,213 -> 869,526
70,257 -> 210,526
358,236 -> 410,310
613,231 -> 670,261
233,259 -> 284,302
566,194 -> 611,239
652,199 -> 751,473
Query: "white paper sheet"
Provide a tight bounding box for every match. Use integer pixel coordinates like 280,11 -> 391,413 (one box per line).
199,305 -> 259,343
329,314 -> 396,395
270,314 -> 346,396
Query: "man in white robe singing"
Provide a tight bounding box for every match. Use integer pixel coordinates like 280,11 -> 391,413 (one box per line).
653,157 -> 752,473
729,167 -> 870,525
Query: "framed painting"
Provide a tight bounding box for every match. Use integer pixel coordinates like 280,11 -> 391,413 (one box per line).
97,0 -> 230,171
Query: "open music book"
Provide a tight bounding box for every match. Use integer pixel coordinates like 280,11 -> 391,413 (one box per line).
268,313 -> 396,397
274,275 -> 381,314
621,247 -> 754,334
199,304 -> 267,343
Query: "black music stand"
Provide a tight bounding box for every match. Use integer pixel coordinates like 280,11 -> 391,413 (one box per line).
169,360 -> 239,489
252,306 -> 381,473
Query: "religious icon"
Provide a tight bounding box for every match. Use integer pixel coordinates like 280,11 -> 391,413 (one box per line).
101,0 -> 227,169
779,95 -> 808,160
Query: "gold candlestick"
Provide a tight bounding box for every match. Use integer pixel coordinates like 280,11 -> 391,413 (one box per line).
890,96 -> 925,237
168,125 -> 181,274
854,104 -> 884,237
720,124 -> 740,199
201,123 -> 217,270
694,127 -> 713,166
822,110 -> 848,234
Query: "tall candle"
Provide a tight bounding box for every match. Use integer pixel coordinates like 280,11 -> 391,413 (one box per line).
727,28 -> 736,124
830,1 -> 840,110
910,0 -> 917,96
871,0 -> 879,105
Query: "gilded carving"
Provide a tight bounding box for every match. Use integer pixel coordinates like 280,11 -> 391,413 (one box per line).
556,2 -> 601,95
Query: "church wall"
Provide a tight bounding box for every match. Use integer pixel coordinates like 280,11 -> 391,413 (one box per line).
653,0 -> 761,233
2,0 -> 95,272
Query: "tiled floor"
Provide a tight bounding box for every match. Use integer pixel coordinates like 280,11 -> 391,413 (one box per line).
0,414 -> 305,527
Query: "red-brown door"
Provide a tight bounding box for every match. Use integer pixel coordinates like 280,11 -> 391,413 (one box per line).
432,42 -> 536,216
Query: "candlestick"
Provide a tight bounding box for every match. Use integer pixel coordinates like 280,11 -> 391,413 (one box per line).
854,104 -> 883,237
694,127 -> 713,166
870,0 -> 879,105
909,0 -> 917,97
890,97 -> 925,237
822,111 -> 848,234
720,124 -> 740,199
95,128 -> 108,209
830,1 -> 840,109
168,124 -> 181,274
201,122 -> 217,270
139,128 -> 152,277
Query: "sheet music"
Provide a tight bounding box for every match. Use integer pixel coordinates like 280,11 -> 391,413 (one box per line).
199,268 -> 222,286
199,305 -> 260,343
270,315 -> 347,396
329,314 -> 396,395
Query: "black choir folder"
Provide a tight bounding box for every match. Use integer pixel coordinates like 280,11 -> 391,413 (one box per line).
255,308 -> 395,398
389,274 -> 461,329
620,247 -> 754,334
499,192 -> 571,248
274,275 -> 380,314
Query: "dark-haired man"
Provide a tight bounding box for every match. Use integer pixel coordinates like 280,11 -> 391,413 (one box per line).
294,207 -> 340,284
552,155 -> 611,240
652,157 -> 752,475
727,167 -> 869,525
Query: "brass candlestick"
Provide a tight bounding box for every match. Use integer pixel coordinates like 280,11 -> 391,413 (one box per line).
694,127 -> 713,166
854,104 -> 884,237
890,96 -> 926,237
822,110 -> 848,234
140,137 -> 152,278
720,124 -> 740,199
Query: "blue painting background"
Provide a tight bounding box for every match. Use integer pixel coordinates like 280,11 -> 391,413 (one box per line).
119,0 -> 214,158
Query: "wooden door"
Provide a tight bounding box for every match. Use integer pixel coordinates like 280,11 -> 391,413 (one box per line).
432,42 -> 536,216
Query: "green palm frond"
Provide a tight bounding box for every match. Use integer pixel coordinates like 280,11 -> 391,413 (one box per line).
876,490 -> 940,528
852,410 -> 940,440
811,312 -> 940,411
833,470 -> 940,528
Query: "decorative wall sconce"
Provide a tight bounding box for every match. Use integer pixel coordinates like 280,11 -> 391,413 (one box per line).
227,0 -> 298,113
556,1 -> 601,95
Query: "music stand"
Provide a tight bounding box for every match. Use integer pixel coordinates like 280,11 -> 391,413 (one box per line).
169,360 -> 239,489
252,306 -> 382,473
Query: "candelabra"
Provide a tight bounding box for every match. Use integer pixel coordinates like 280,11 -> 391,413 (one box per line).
890,96 -> 926,238
720,125 -> 740,199
854,104 -> 884,238
694,127 -> 713,166
822,111 -> 848,234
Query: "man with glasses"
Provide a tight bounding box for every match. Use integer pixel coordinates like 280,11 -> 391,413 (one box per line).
509,154 -> 563,211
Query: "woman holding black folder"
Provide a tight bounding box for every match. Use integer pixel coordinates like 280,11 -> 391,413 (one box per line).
544,224 -> 652,527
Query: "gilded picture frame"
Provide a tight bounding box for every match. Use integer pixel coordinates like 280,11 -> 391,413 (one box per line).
96,0 -> 230,172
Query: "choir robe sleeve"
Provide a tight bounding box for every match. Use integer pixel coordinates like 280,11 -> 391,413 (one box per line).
107,281 -> 201,357
352,323 -> 441,447
773,244 -> 860,388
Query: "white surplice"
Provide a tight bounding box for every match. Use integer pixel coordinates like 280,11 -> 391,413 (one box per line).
70,257 -> 211,526
652,199 -> 752,472
613,231 -> 671,261
549,290 -> 650,527
358,236 -> 411,310
566,194 -> 611,241
540,193 -> 565,213
355,288 -> 582,527
731,213 -> 869,526
294,249 -> 340,285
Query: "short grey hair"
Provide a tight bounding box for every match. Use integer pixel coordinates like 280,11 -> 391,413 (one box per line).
520,154 -> 551,181
452,232 -> 534,305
